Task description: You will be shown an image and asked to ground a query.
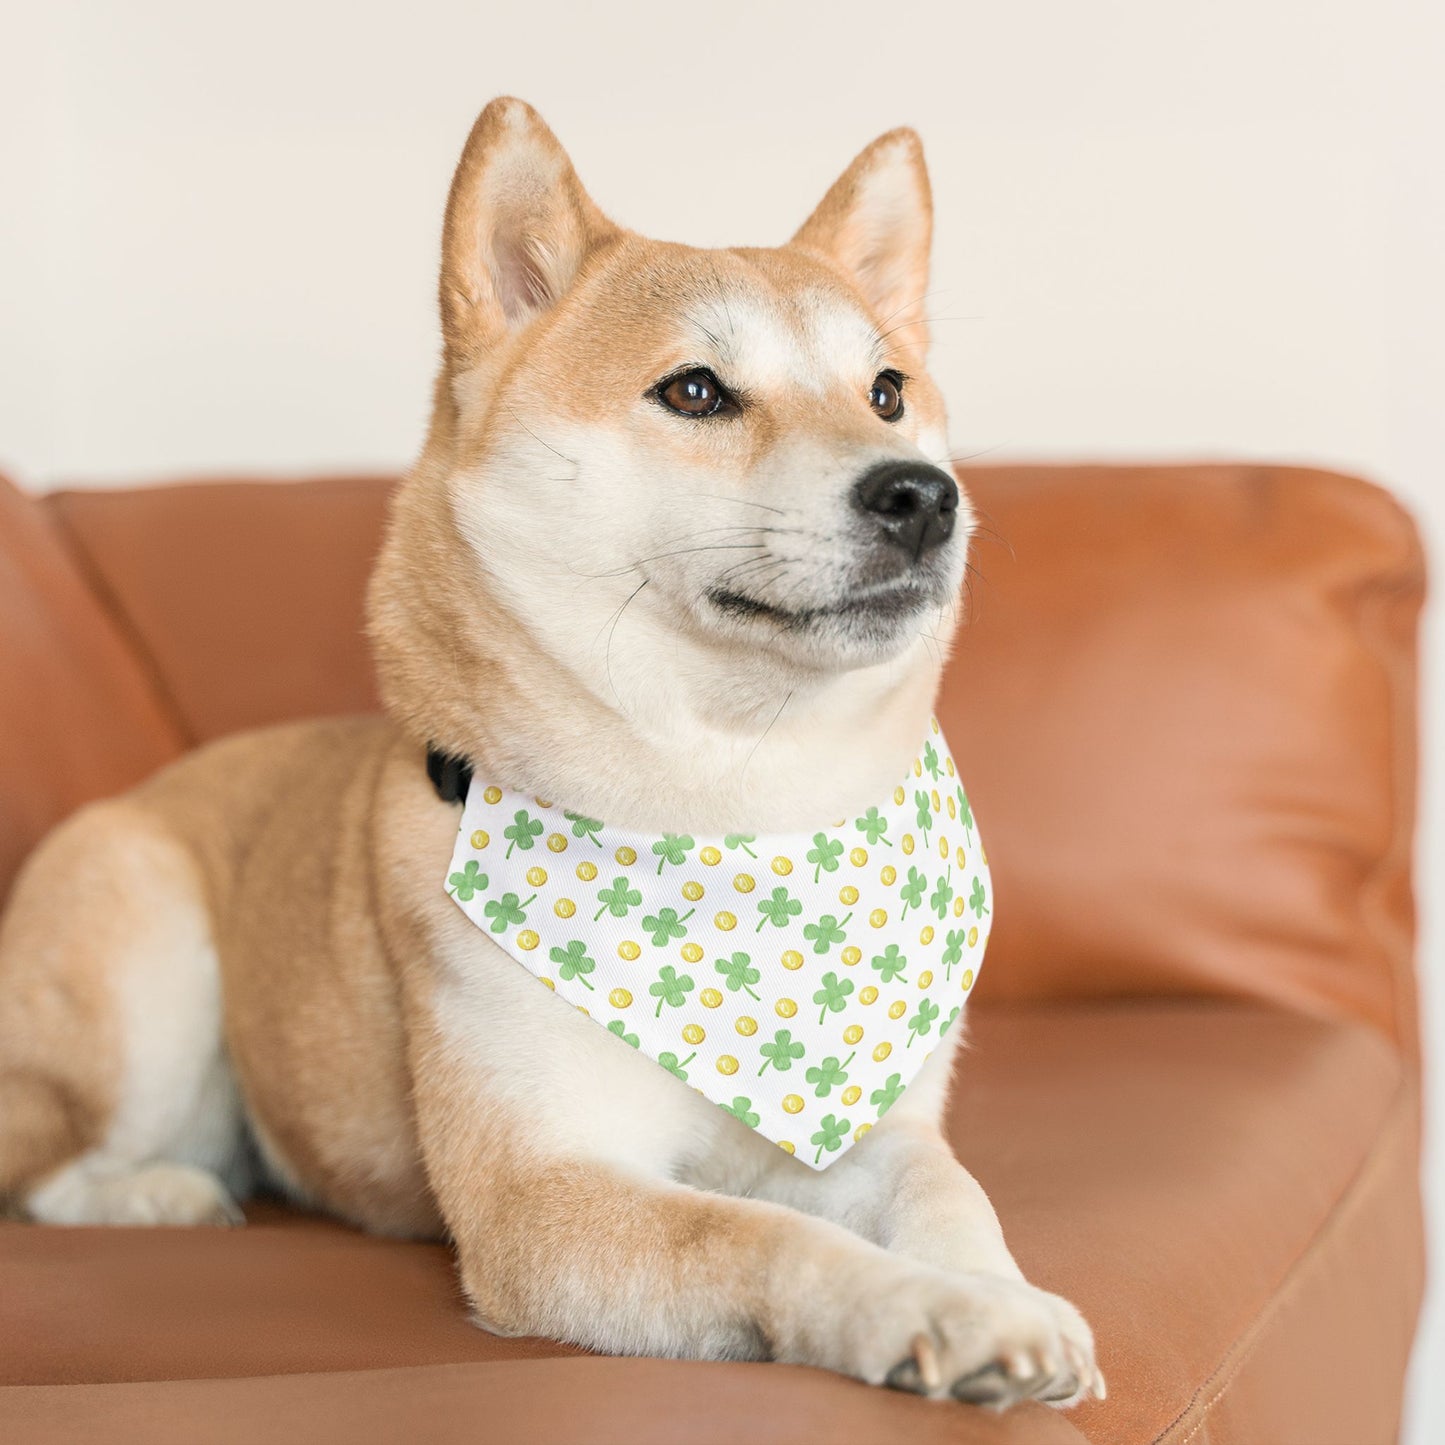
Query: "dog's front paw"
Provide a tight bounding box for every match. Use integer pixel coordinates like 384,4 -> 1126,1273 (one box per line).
833,1267 -> 1104,1409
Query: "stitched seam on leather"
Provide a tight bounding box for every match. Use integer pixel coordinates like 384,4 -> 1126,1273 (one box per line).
1149,1079 -> 1411,1445
45,496 -> 199,749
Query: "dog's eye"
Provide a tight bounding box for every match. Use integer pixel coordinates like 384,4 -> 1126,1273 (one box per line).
869,371 -> 905,421
657,369 -> 726,417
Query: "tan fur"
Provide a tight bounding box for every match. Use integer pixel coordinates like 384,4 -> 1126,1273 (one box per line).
0,98 -> 1101,1405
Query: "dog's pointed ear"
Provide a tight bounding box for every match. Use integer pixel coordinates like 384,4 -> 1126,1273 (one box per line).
440,98 -> 618,365
790,128 -> 933,351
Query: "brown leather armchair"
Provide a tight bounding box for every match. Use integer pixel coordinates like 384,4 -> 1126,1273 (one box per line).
0,463 -> 1425,1444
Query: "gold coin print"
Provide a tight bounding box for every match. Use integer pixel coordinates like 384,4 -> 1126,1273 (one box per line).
526,866 -> 548,887
839,884 -> 860,906
715,910 -> 737,931
930,717 -> 940,734
968,927 -> 979,947
776,998 -> 798,1018
482,785 -> 503,805
918,970 -> 933,988
547,833 -> 568,853
841,1085 -> 862,1105
873,1042 -> 892,1061
682,880 -> 704,901
540,977 -> 556,990
772,856 -> 793,876
534,798 -> 553,809
902,835 -> 915,855
781,950 -> 804,970
717,1054 -> 739,1075
938,837 -> 949,860
734,873 -> 756,893
517,930 -> 540,951
893,785 -> 906,805
736,1016 -> 758,1036
869,908 -> 888,928
946,756 -> 956,776
681,942 -> 703,964
615,845 -> 637,866
931,789 -> 941,812
888,1000 -> 907,1020
782,1094 -> 804,1115
841,946 -> 862,967
880,864 -> 897,886
947,796 -> 957,820
470,829 -> 490,849
608,988 -> 632,1008
920,925 -> 935,945
576,860 -> 598,882
682,1023 -> 705,1045
956,846 -> 966,869
618,940 -> 641,961
953,896 -> 965,918
961,969 -> 975,990
850,847 -> 868,867
913,759 -> 923,777
778,1140 -> 796,1155
700,846 -> 722,866
554,898 -> 576,919
578,1006 -> 589,1017
700,987 -> 723,1008
854,1123 -> 873,1141
859,986 -> 879,1005
982,845 -> 988,864
843,1024 -> 864,1045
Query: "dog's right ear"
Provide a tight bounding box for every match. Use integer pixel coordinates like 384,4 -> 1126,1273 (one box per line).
439,98 -> 617,366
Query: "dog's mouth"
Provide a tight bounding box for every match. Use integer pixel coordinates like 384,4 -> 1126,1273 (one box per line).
705,579 -> 935,631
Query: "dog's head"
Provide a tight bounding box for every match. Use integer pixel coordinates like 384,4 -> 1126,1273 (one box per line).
371,99 -> 971,778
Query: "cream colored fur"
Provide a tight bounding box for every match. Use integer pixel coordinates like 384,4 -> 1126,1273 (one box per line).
0,98 -> 1101,1407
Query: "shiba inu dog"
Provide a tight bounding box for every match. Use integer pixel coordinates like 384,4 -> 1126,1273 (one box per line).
0,98 -> 1102,1408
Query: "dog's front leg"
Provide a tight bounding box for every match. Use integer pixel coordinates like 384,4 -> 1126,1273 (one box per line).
747,1035 -> 1105,1405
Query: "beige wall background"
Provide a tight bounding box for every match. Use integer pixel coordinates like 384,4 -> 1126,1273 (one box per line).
1,0 -> 1441,1433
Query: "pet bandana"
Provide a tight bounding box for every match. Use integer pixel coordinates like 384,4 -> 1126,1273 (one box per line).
443,721 -> 990,1168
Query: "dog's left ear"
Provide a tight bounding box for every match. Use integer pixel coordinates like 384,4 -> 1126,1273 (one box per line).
790,129 -> 933,352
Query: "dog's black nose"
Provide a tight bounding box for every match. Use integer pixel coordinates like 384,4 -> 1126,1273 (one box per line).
852,460 -> 960,559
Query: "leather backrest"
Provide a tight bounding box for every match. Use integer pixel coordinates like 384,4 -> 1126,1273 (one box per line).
33,465 -> 1424,1051
0,473 -> 184,902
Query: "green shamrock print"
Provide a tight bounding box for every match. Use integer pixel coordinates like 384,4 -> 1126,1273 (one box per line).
503,808 -> 544,858
649,964 -> 695,1016
721,1096 -> 760,1128
564,810 -> 604,847
658,1050 -> 696,1081
812,970 -> 855,1023
549,940 -> 596,989
756,885 -> 802,931
945,1005 -> 963,1033
907,998 -> 940,1047
642,906 -> 694,946
930,868 -> 955,920
758,1028 -> 805,1075
483,891 -> 534,933
652,833 -> 696,874
807,831 -> 844,882
804,1051 -> 855,1098
923,741 -> 941,781
447,860 -> 487,902
856,807 -> 892,846
724,833 -> 758,858
969,875 -> 990,918
594,875 -> 642,921
899,866 -> 927,920
941,928 -> 966,978
914,790 -> 934,840
871,943 -> 908,985
607,1019 -> 640,1049
870,1072 -> 905,1116
957,787 -> 974,843
715,951 -> 761,1001
803,912 -> 851,955
811,1113 -> 850,1164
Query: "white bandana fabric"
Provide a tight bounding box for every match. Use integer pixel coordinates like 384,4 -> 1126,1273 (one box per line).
443,722 -> 990,1168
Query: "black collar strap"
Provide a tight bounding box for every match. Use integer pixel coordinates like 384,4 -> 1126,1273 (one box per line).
426,746 -> 473,805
